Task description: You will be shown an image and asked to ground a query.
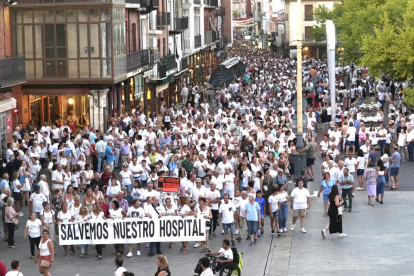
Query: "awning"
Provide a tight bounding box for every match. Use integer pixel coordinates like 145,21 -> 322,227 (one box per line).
156,83 -> 169,94
0,98 -> 16,113
23,88 -> 90,96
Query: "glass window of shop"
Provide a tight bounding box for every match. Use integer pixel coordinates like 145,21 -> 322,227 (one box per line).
12,8 -> 114,79
0,112 -> 6,157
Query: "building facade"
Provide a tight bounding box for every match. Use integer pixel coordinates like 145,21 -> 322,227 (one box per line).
283,0 -> 340,58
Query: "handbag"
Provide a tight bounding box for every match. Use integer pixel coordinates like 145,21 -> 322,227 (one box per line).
40,260 -> 50,267
337,206 -> 343,216
13,218 -> 19,226
284,167 -> 290,174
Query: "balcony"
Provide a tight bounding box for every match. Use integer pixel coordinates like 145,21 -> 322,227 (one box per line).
180,57 -> 188,72
157,13 -> 168,28
204,0 -> 218,7
215,7 -> 225,17
212,30 -> 219,42
170,17 -> 189,33
126,49 -> 150,73
138,0 -> 159,13
195,35 -> 202,48
0,56 -> 26,89
216,36 -> 227,49
158,54 -> 177,78
204,31 -> 213,45
194,0 -> 201,5
304,13 -> 313,21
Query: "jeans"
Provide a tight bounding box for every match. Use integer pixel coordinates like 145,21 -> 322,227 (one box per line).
123,184 -> 133,193
246,220 -> 258,235
149,242 -> 160,253
29,236 -> 41,256
238,180 -> 243,192
209,209 -> 219,235
95,245 -> 103,255
278,203 -> 288,229
81,244 -> 89,254
408,141 -> 414,162
342,188 -> 353,209
379,140 -> 386,156
114,148 -> 120,168
97,153 -> 106,173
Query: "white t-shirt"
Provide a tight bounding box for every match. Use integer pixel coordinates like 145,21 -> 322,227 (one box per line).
344,157 -> 357,173
30,193 -> 47,213
57,210 -> 73,222
178,204 -> 192,217
291,187 -> 310,209
356,156 -> 365,170
206,189 -> 221,210
5,271 -> 24,276
224,173 -> 236,190
239,198 -> 249,218
26,219 -> 42,237
128,163 -> 143,178
200,268 -> 214,276
218,247 -> 234,260
219,201 -> 235,224
119,170 -> 133,186
106,185 -> 121,198
127,206 -> 145,218
268,194 -> 279,212
347,127 -> 356,141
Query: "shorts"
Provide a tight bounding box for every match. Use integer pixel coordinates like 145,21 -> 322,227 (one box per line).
306,158 -> 315,167
346,141 -> 355,146
223,187 -> 234,199
272,211 -> 279,218
223,223 -> 235,233
323,194 -> 329,203
293,209 -> 307,217
261,215 -> 264,220
390,167 -> 399,176
357,169 -> 364,176
322,123 -> 329,130
13,192 -> 22,201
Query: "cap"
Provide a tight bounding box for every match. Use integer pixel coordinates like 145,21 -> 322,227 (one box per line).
34,185 -> 40,190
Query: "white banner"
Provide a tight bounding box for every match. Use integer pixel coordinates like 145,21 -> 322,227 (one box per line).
58,217 -> 206,245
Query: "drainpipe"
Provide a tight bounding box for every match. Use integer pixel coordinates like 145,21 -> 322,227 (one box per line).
98,90 -> 101,131
89,92 -> 95,128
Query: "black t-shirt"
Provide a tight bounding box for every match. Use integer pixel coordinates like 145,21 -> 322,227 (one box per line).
396,126 -> 407,136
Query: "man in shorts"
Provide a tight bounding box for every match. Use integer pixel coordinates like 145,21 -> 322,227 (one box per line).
219,193 -> 236,246
290,180 -> 311,233
390,146 -> 401,189
296,137 -> 317,181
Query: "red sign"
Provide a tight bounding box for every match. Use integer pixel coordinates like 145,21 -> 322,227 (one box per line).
157,177 -> 181,193
6,113 -> 12,133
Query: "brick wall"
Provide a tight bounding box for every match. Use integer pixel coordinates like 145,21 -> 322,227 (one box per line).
222,0 -> 232,44
0,5 -> 12,59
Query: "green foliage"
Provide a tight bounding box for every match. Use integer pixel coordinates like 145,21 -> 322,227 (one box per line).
404,88 -> 414,106
232,10 -> 239,18
311,0 -> 414,80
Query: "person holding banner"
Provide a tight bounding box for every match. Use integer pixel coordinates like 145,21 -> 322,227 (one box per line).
126,199 -> 145,258
164,197 -> 177,249
177,196 -> 194,255
90,204 -> 105,260
195,197 -> 212,253
109,200 -> 127,255
57,202 -> 75,258
77,206 -> 91,258
145,196 -> 166,256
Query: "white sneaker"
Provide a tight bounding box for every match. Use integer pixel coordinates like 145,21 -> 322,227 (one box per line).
283,228 -> 287,232
301,228 -> 307,233
339,233 -> 347,238
278,229 -> 284,233
126,252 -> 133,258
137,250 -> 141,256
193,243 -> 200,248
222,230 -> 225,234
321,229 -> 326,238
19,212 -> 24,217
290,224 -> 296,231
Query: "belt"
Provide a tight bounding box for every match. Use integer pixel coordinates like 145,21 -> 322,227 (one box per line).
121,154 -> 129,156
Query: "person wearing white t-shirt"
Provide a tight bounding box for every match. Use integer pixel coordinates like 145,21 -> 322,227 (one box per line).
290,180 -> 311,233
24,212 -> 43,258
4,260 -> 23,276
30,185 -> 47,218
356,150 -> 366,190
344,152 -> 357,192
346,121 -> 357,154
219,193 -> 236,246
268,187 -> 281,236
206,183 -> 220,236
126,199 -> 145,257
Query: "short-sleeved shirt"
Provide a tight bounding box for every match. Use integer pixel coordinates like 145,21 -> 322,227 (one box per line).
291,187 -> 310,209
254,197 -> 266,215
391,152 -> 401,168
268,195 -> 279,212
245,201 -> 260,221
219,202 -> 235,224
305,142 -> 317,158
321,179 -> 335,195
26,219 -> 42,238
218,247 -> 234,260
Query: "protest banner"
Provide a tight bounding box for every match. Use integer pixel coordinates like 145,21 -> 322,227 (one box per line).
58,216 -> 205,245
157,176 -> 181,193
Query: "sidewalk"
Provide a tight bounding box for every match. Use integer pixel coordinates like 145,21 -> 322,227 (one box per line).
267,191 -> 414,276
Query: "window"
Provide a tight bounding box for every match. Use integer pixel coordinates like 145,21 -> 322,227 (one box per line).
194,9 -> 200,35
132,23 -> 137,52
304,26 -> 313,42
304,5 -> 313,21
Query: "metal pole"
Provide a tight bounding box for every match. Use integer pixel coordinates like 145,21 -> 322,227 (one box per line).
296,0 -> 303,135
326,20 -> 336,122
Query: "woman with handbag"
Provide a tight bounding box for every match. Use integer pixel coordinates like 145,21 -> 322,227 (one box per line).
321,185 -> 347,239
5,197 -> 19,248
35,229 -> 54,276
194,197 -> 212,253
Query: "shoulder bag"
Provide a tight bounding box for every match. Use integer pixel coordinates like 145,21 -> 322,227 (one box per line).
40,260 -> 50,267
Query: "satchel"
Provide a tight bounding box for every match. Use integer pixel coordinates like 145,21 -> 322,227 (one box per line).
13,219 -> 19,226
40,260 -> 50,267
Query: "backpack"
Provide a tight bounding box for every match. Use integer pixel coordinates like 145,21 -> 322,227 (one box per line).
231,247 -> 244,275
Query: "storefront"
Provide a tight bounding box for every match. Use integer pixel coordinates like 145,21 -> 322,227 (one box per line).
0,97 -> 17,157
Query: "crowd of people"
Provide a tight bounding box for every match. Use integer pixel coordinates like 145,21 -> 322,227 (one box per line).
0,35 -> 412,276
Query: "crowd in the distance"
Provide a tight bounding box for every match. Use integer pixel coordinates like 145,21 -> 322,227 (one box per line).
0,36 -> 413,276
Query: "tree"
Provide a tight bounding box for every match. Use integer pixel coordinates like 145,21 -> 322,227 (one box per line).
310,4 -> 335,42
232,10 -> 239,18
